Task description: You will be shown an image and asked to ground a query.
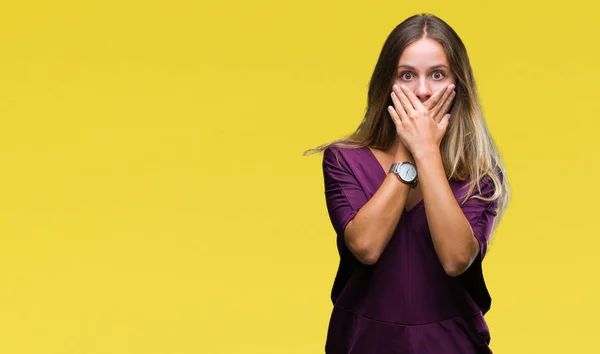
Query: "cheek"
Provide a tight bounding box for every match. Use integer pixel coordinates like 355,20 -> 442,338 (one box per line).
393,78 -> 418,91
427,82 -> 443,93
432,78 -> 455,91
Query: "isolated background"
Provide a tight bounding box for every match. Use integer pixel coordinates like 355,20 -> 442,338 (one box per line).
0,0 -> 598,353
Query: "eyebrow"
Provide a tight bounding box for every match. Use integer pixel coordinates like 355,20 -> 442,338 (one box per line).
397,64 -> 449,70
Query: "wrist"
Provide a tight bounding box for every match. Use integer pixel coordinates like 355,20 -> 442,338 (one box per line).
394,149 -> 414,163
413,146 -> 440,163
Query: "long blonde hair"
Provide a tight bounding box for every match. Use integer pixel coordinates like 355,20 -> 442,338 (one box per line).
304,13 -> 510,235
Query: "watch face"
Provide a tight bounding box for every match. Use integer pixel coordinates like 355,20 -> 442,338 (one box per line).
398,163 -> 417,182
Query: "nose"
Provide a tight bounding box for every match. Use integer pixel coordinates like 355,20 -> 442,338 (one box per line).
414,79 -> 432,103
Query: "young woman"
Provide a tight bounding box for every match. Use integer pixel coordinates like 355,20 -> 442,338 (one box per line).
304,14 -> 510,353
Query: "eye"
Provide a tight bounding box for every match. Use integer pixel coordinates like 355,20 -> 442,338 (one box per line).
399,72 -> 414,81
432,71 -> 446,80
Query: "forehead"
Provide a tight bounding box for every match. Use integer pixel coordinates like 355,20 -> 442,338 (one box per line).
397,38 -> 448,67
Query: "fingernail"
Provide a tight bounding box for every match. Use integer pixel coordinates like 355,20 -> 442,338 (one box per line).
392,84 -> 398,90
400,84 -> 406,89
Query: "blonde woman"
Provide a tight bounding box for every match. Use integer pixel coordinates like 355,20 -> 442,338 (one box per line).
305,14 -> 510,353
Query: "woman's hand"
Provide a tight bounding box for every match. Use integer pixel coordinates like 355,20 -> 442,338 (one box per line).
387,84 -> 455,158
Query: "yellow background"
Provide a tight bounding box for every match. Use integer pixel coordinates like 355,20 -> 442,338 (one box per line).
0,0 -> 598,353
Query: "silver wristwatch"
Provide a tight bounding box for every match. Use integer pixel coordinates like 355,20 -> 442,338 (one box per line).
389,162 -> 418,189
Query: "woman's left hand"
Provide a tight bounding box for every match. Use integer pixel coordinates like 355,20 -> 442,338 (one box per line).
388,84 -> 455,158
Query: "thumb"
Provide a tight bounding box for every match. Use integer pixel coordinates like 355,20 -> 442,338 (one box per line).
438,114 -> 450,132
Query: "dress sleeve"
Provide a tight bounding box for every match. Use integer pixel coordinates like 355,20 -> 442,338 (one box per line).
460,174 -> 501,261
322,147 -> 369,238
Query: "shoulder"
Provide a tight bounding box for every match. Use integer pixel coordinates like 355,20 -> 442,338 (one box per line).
449,166 -> 503,200
323,145 -> 366,168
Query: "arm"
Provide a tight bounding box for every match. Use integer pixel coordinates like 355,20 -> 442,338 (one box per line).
323,146 -> 413,266
324,85 -> 453,265
391,84 -> 498,276
414,149 -> 478,276
343,149 -> 413,265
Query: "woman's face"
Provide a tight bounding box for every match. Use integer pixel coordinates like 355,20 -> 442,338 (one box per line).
394,37 -> 455,103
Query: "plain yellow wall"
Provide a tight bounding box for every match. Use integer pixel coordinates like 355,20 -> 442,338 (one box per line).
0,0 -> 598,353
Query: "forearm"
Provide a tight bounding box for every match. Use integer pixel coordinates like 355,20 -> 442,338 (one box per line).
344,151 -> 413,265
414,149 -> 478,276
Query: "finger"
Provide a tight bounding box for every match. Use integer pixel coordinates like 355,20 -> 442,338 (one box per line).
423,85 -> 447,111
400,85 -> 425,111
432,86 -> 455,123
437,90 -> 456,123
394,85 -> 415,118
387,104 -> 403,126
438,113 -> 451,132
390,90 -> 409,121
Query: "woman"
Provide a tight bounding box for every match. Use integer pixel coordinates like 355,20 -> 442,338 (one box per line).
304,14 -> 510,353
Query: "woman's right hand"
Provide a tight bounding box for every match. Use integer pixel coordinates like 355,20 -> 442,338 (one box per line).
423,85 -> 456,124
389,85 -> 453,160
389,85 -> 453,130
